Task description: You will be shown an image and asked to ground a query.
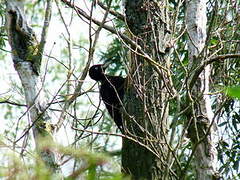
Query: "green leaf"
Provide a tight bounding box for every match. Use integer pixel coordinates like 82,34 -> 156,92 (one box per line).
218,121 -> 228,127
210,37 -> 218,46
225,86 -> 240,99
233,160 -> 239,171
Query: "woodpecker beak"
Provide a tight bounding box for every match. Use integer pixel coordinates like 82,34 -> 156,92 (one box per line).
102,61 -> 111,70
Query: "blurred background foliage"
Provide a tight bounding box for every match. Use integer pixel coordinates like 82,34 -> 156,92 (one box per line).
0,0 -> 239,179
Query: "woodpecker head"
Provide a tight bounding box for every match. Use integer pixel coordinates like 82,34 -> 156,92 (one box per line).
89,63 -> 109,81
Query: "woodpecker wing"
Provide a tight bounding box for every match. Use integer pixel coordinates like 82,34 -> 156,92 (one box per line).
100,75 -> 125,133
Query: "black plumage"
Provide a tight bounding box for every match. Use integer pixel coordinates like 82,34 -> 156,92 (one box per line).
89,64 -> 125,133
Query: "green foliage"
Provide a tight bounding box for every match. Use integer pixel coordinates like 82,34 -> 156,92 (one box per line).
218,134 -> 240,177
1,1 -> 123,178
217,98 -> 240,178
209,3 -> 240,176
98,0 -> 122,11
1,0 -> 240,179
0,140 -> 124,179
225,86 -> 240,99
100,38 -> 127,75
0,152 -> 52,179
0,3 -> 7,52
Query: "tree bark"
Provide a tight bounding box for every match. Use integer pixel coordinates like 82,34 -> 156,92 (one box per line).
5,0 -> 60,173
122,0 -> 171,179
185,0 -> 219,179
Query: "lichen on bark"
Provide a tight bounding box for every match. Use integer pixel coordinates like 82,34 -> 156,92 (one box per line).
6,2 -> 40,75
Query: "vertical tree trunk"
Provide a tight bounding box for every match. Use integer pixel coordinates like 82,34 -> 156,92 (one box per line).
185,0 -> 219,179
6,0 -> 60,173
122,0 -> 171,179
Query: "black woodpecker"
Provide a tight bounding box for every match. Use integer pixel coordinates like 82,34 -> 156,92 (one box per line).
89,64 -> 125,133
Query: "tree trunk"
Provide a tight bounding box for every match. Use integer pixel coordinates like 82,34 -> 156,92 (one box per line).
122,0 -> 171,179
5,0 -> 60,173
185,0 -> 219,179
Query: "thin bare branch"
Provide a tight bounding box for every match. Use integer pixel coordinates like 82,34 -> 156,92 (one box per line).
37,0 -> 52,60
189,53 -> 240,90
97,1 -> 125,21
60,0 -> 168,72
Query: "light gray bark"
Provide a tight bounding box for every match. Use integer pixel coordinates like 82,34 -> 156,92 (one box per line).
186,0 -> 219,179
6,0 -> 60,173
186,0 -> 207,59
